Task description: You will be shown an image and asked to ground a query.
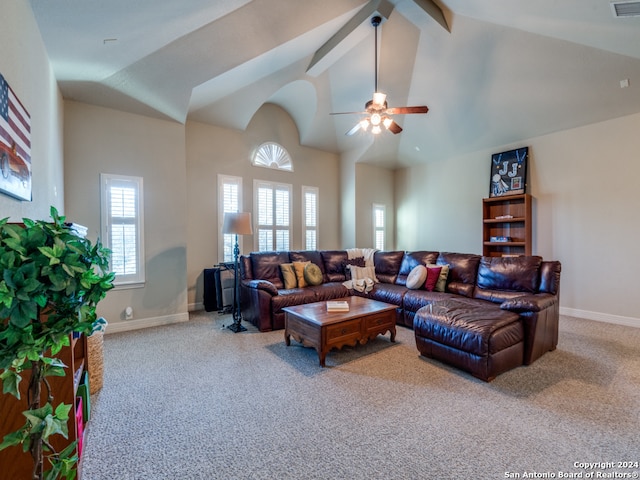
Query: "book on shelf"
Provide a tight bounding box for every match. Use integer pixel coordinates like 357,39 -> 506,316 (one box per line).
326,301 -> 349,312
489,236 -> 512,243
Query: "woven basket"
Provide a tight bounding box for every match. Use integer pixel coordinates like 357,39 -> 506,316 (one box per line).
87,331 -> 104,394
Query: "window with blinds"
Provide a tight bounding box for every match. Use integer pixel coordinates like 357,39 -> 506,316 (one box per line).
252,142 -> 293,171
373,203 -> 385,251
254,180 -> 291,251
101,173 -> 145,286
302,186 -> 318,250
218,174 -> 243,262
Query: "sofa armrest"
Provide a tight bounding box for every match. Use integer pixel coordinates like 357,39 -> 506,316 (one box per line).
500,293 -> 557,313
243,279 -> 278,296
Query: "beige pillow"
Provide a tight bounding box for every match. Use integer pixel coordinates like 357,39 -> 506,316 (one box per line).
280,263 -> 297,289
427,264 -> 449,292
406,265 -> 427,289
292,261 -> 311,288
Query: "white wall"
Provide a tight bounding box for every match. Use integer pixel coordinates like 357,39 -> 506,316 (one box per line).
185,104 -> 342,309
396,112 -> 640,327
0,0 -> 64,220
64,101 -> 189,332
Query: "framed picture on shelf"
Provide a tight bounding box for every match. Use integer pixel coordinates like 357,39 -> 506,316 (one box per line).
489,146 -> 528,197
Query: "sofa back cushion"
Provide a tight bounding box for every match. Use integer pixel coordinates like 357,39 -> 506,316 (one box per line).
374,251 -> 405,284
395,251 -> 439,286
474,256 -> 543,303
249,251 -> 291,289
320,250 -> 348,282
539,260 -> 561,296
290,250 -> 326,281
436,252 -> 481,297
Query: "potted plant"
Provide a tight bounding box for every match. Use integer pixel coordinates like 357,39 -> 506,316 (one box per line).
0,207 -> 114,480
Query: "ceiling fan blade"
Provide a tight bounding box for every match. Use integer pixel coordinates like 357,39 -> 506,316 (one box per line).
385,106 -> 429,115
387,120 -> 403,134
330,110 -> 368,116
346,123 -> 362,136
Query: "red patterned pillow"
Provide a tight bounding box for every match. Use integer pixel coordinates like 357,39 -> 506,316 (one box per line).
424,266 -> 442,292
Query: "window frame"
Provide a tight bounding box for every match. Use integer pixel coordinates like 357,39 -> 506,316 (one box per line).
100,173 -> 145,288
302,185 -> 319,251
217,174 -> 243,263
373,203 -> 386,251
251,142 -> 293,172
254,179 -> 292,252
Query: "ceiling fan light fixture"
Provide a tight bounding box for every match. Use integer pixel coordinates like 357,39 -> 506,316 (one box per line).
370,112 -> 382,126
373,91 -> 387,106
359,118 -> 370,131
383,117 -> 393,129
372,125 -> 382,135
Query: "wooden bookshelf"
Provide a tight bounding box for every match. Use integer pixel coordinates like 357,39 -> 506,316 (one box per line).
0,333 -> 88,478
482,194 -> 532,257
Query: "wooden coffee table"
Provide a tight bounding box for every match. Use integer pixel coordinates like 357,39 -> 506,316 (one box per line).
283,296 -> 397,367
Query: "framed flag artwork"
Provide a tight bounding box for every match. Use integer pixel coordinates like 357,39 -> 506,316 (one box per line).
489,146 -> 528,197
0,73 -> 32,201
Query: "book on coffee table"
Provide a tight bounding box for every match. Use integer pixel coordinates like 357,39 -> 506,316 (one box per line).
326,300 -> 349,312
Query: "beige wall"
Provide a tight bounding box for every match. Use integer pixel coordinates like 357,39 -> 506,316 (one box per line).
0,0 -> 64,221
396,112 -> 640,326
64,101 -> 189,331
186,103 -> 342,309
355,163 -> 395,249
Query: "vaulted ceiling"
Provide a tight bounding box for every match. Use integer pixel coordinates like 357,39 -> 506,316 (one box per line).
29,0 -> 640,168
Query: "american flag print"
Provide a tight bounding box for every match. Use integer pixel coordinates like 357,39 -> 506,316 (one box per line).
0,73 -> 32,201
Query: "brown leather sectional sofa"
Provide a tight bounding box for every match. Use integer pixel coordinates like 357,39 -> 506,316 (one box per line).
239,249 -> 561,380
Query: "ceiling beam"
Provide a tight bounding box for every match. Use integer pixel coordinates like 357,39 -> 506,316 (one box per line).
306,0 -> 394,76
413,0 -> 450,32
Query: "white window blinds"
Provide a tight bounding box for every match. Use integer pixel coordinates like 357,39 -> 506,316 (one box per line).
255,180 -> 291,251
218,175 -> 243,262
101,174 -> 144,286
303,186 -> 318,250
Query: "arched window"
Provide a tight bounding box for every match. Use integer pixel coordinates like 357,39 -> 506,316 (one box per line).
252,142 -> 293,172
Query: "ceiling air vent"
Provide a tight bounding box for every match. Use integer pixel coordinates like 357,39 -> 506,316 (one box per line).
611,1 -> 640,17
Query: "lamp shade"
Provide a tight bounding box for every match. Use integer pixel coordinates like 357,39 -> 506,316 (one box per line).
222,212 -> 253,235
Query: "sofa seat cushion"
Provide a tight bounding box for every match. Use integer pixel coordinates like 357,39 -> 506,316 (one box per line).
353,282 -> 407,306
414,298 -> 523,356
403,290 -> 457,313
307,283 -> 350,301
271,289 -> 318,312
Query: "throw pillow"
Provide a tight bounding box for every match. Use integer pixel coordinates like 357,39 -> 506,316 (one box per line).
303,263 -> 324,286
424,266 -> 442,292
427,264 -> 449,292
280,263 -> 297,289
292,261 -> 311,288
406,265 -> 427,289
348,265 -> 378,283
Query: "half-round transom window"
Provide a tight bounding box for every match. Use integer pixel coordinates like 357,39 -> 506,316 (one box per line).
252,142 -> 293,172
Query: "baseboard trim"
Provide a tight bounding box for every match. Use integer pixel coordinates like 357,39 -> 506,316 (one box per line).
560,307 -> 639,328
189,302 -> 204,312
105,313 -> 190,334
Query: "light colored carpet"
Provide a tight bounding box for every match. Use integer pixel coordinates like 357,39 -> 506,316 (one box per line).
80,312 -> 640,480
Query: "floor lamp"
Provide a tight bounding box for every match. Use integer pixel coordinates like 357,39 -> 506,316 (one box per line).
222,212 -> 253,332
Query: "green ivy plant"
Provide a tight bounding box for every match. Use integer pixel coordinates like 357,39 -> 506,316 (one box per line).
0,207 -> 114,480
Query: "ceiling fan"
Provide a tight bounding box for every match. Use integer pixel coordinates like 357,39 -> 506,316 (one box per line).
331,15 -> 429,136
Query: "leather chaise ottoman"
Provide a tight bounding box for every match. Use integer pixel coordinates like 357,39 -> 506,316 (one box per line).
413,297 -> 524,381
